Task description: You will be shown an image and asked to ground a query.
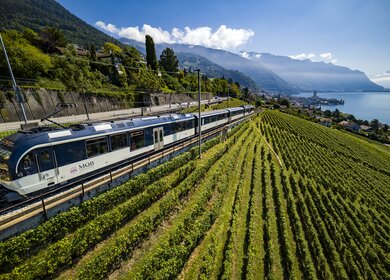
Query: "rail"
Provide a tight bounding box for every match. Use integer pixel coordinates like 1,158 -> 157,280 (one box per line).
0,114 -> 253,233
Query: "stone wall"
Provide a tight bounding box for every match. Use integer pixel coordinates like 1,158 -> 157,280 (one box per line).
0,88 -> 211,123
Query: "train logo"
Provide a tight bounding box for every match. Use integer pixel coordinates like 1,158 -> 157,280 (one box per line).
79,161 -> 94,170
70,167 -> 78,174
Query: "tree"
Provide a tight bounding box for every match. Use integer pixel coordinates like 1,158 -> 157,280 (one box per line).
280,98 -> 290,107
0,30 -> 52,79
159,48 -> 178,73
103,42 -> 122,55
324,110 -> 332,118
22,28 -> 40,47
229,82 -> 241,99
39,27 -> 67,53
346,114 -> 356,122
89,44 -> 97,61
145,35 -> 158,70
333,109 -> 341,120
52,45 -> 103,91
133,68 -> 164,91
370,119 -> 379,133
242,87 -> 250,100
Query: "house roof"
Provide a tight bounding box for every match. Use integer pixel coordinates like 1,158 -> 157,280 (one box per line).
360,125 -> 372,131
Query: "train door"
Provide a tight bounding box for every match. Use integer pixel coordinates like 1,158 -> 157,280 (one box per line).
153,127 -> 164,150
33,147 -> 58,188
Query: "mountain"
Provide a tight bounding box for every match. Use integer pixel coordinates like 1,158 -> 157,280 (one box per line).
121,38 -> 297,94
0,0 -> 120,47
241,52 -> 384,92
176,53 -> 258,90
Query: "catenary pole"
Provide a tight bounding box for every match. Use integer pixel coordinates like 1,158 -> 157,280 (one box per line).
196,69 -> 202,159
0,34 -> 28,123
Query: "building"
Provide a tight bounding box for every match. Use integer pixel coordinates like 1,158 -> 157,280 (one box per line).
320,118 -> 333,127
360,125 -> 373,133
339,121 -> 360,133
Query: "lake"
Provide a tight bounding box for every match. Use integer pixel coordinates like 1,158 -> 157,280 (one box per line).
293,91 -> 390,124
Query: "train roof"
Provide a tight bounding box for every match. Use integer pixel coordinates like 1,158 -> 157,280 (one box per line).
1,113 -> 195,151
226,107 -> 246,112
198,109 -> 229,117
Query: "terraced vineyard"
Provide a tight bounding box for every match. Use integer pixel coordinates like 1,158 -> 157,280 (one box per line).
0,110 -> 389,280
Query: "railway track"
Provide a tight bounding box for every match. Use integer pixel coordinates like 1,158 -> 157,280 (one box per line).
0,115 -> 253,237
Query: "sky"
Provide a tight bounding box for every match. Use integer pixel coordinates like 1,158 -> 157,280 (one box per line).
57,0 -> 390,87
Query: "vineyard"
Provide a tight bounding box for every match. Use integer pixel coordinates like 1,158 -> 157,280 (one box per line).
0,110 -> 389,279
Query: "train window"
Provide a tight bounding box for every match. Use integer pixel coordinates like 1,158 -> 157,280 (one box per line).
159,129 -> 163,140
163,124 -> 173,135
186,120 -> 194,129
130,130 -> 144,151
18,152 -> 37,177
175,121 -> 185,132
55,141 -> 86,166
175,122 -> 183,132
154,130 -> 158,141
37,148 -> 54,172
111,133 -> 128,151
86,137 -> 108,158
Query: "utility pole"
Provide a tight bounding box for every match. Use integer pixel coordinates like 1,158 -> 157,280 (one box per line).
227,86 -> 229,108
196,69 -> 201,159
0,34 -> 28,123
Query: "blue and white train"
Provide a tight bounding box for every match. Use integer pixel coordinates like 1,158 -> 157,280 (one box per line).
0,105 -> 254,201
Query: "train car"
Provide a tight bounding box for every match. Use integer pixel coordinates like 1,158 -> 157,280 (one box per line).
243,105 -> 255,116
227,107 -> 245,121
196,109 -> 229,133
0,113 -> 195,200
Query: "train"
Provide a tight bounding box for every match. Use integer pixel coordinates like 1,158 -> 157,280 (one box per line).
0,105 -> 254,202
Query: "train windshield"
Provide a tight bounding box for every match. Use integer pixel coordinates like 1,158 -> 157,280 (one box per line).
0,140 -> 12,182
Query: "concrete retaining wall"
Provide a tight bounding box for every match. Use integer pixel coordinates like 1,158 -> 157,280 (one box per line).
0,88 -> 213,123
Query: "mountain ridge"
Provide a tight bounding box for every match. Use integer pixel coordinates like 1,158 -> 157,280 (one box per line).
241,52 -> 384,92
121,37 -> 384,93
176,52 -> 258,90
0,0 -> 121,47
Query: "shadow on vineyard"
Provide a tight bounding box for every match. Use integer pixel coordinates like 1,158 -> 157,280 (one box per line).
0,111 -> 389,280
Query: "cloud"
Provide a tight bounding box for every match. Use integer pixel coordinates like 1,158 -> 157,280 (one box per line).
96,21 -> 119,34
371,70 -> 390,81
370,71 -> 390,87
320,52 -> 332,60
289,53 -> 316,60
95,21 -> 254,50
239,51 -> 250,59
239,52 -> 262,60
289,52 -> 338,64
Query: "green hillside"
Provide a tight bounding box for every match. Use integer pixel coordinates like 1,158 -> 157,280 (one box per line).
0,112 -> 388,279
0,0 -> 119,47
